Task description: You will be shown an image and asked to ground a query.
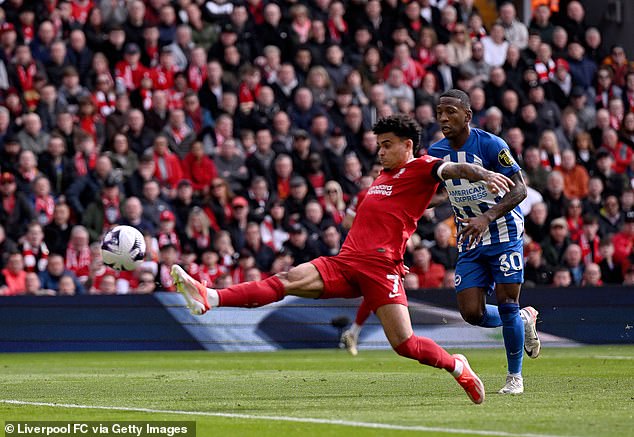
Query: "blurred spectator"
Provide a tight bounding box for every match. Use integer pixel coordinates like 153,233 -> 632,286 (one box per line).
572,130 -> 595,172
598,237 -> 624,285
592,149 -> 629,199
0,252 -> 26,295
91,273 -> 117,295
227,196 -> 250,251
283,223 -> 320,266
498,2 -> 527,49
524,241 -> 551,287
65,226 -> 92,284
82,176 -> 122,242
598,195 -> 624,237
107,134 -> 139,179
319,224 -> 342,257
39,253 -> 85,295
20,222 -> 48,273
601,128 -> 631,174
562,243 -> 584,285
30,176 -> 55,227
530,5 -> 555,44
411,246 -> 445,288
25,271 -> 54,296
564,198 -> 583,241
17,113 -> 49,155
612,211 -> 634,265
566,41 -> 596,92
184,206 -> 213,257
38,135 -> 76,196
135,269 -> 157,295
577,214 -> 601,264
551,266 -> 572,287
543,217 -> 572,267
44,203 -> 72,256
181,141 -> 217,198
429,222 -> 457,269
162,109 -> 196,160
460,41 -> 490,88
581,263 -> 602,287
140,179 -> 171,230
214,138 -> 249,194
121,197 -> 156,236
285,176 -> 313,223
66,155 -> 115,219
543,171 -> 568,222
151,134 -> 183,197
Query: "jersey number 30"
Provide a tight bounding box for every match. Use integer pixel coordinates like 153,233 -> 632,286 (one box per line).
499,252 -> 522,273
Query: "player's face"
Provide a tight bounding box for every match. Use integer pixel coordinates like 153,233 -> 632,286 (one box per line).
376,132 -> 412,171
436,97 -> 471,140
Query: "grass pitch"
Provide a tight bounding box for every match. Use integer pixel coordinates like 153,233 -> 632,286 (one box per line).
1,346 -> 633,437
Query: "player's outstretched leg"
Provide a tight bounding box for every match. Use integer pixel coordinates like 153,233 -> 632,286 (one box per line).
339,299 -> 372,356
172,265 -> 287,314
520,306 -> 541,358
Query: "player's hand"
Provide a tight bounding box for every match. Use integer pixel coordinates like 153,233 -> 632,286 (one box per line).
484,171 -> 514,195
456,216 -> 491,250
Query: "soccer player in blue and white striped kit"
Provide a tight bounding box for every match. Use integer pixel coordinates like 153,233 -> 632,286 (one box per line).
428,89 -> 541,394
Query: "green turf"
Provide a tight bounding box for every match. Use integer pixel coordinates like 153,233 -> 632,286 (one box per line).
1,346 -> 633,437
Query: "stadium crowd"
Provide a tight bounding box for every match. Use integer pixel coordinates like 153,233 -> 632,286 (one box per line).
0,0 -> 633,296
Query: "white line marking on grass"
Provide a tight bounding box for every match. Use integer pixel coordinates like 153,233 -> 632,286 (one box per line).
593,355 -> 634,360
1,399 -> 578,437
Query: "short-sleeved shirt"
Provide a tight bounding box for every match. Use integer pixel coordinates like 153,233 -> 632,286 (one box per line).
428,128 -> 524,252
341,155 -> 443,262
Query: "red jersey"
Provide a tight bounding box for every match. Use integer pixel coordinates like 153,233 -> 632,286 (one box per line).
341,156 -> 442,261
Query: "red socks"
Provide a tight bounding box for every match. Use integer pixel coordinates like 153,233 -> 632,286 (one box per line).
355,300 -> 372,325
217,276 -> 286,308
395,335 -> 456,372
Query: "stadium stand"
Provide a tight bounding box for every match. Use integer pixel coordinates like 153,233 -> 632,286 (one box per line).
0,0 -> 632,296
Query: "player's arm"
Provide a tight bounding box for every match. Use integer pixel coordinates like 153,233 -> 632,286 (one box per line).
437,162 -> 515,194
456,171 -> 527,248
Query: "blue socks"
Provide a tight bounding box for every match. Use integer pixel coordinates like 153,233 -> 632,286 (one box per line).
478,304 -> 503,327
498,303 -> 524,375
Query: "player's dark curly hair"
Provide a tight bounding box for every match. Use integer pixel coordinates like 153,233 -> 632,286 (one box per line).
372,114 -> 422,153
439,89 -> 471,111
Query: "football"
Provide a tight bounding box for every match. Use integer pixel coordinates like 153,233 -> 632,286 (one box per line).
100,225 -> 146,271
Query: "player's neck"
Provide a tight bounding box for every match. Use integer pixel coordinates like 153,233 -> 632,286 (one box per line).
448,126 -> 471,150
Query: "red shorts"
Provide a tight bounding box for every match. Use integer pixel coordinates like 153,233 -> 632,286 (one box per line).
311,253 -> 408,312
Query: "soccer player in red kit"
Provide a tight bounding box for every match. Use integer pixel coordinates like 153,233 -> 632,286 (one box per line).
172,114 -> 515,404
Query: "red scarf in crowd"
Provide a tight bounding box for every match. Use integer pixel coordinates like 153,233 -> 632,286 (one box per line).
94,90 -> 116,117
102,196 -> 120,228
187,65 -> 207,92
21,24 -> 34,44
79,114 -> 99,141
65,245 -> 92,280
196,264 -> 223,286
157,231 -> 181,252
17,62 -> 38,109
22,241 -> 49,272
74,151 -> 97,176
34,195 -> 55,225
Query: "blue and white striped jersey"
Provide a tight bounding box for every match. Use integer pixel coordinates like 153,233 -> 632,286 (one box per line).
427,128 -> 524,252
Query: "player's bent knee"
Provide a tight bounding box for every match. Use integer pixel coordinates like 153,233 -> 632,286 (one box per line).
461,310 -> 483,326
